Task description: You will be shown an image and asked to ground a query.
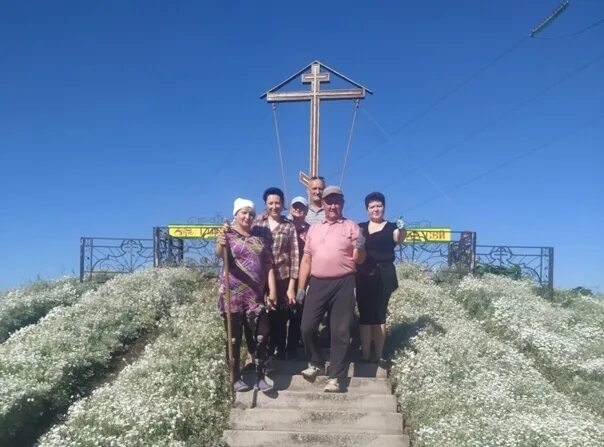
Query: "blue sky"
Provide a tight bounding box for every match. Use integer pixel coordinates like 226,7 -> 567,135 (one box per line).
1,1 -> 602,291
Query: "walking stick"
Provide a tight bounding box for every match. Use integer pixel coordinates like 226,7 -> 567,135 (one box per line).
221,232 -> 235,403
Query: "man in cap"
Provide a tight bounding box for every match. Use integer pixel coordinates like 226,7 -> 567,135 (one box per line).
286,195 -> 309,358
296,185 -> 366,392
305,176 -> 326,225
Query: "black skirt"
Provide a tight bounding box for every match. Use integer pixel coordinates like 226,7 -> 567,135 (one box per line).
355,262 -> 398,325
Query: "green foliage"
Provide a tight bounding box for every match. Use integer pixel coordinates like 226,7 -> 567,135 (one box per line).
0,278 -> 97,342
39,285 -> 229,447
387,275 -> 604,446
475,263 -> 522,280
571,286 -> 593,296
0,268 -> 203,445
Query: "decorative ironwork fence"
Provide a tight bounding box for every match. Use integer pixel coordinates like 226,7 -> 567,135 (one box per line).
80,229 -> 554,292
153,227 -> 221,274
79,237 -> 154,282
475,245 -> 554,290
395,230 -> 477,274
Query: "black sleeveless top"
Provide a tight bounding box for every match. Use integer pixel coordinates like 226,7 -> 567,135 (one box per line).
359,221 -> 397,265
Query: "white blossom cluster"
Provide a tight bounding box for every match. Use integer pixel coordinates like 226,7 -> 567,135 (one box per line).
39,284 -> 229,447
0,268 -> 201,443
453,274 -> 604,417
388,267 -> 604,447
0,277 -> 96,342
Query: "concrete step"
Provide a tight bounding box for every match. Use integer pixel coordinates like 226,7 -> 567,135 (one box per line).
264,374 -> 392,394
258,358 -> 388,378
223,430 -> 409,446
229,408 -> 403,434
235,389 -> 397,411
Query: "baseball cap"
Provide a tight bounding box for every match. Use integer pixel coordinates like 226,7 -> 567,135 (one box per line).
290,196 -> 308,207
322,185 -> 344,198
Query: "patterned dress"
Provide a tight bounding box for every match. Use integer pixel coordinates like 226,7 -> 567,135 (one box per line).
218,229 -> 273,316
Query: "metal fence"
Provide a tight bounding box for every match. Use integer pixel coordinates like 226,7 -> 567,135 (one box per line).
475,245 -> 554,291
80,228 -> 554,291
152,227 -> 221,273
79,237 -> 154,282
395,230 -> 477,274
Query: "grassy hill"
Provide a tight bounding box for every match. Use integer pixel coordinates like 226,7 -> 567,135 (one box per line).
1,266 -> 603,446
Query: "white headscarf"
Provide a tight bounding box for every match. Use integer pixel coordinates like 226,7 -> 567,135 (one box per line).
233,197 -> 255,216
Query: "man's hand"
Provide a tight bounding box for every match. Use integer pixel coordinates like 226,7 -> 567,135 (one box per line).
295,288 -> 306,305
355,232 -> 366,249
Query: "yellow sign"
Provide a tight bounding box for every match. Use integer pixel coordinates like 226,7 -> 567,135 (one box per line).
404,228 -> 451,243
168,224 -> 222,239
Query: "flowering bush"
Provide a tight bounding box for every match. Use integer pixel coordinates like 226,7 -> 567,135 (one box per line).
0,278 -> 96,342
453,274 -> 604,417
0,268 -> 202,445
388,274 -> 604,446
39,284 -> 229,447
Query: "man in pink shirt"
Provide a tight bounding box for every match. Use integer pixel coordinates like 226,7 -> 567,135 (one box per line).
296,185 -> 366,393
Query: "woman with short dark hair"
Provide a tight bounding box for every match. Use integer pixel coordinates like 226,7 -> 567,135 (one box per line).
254,187 -> 300,361
356,192 -> 406,364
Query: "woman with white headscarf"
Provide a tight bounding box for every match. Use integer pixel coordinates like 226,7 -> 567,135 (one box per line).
216,198 -> 277,392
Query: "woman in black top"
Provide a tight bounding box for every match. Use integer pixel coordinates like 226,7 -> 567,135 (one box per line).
356,192 -> 406,363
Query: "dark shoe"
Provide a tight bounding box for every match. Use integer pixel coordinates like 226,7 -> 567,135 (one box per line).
378,358 -> 391,369
255,376 -> 273,392
233,379 -> 252,392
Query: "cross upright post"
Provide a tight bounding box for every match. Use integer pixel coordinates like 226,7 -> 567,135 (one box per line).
262,61 -> 372,186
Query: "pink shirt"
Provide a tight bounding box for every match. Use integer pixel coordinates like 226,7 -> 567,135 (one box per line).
304,218 -> 360,278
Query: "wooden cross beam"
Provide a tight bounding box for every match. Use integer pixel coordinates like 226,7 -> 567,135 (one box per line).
262,61 -> 372,186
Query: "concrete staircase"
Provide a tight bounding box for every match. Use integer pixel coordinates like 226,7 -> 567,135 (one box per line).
222,358 -> 409,446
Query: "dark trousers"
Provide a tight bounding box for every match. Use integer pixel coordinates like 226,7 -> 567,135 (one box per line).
224,310 -> 269,379
301,274 -> 355,379
268,304 -> 303,357
287,303 -> 303,355
268,308 -> 288,357
267,278 -> 294,357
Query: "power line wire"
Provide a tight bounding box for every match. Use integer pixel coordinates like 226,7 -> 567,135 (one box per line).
403,111 -> 604,213
350,49 -> 604,210
394,50 -> 604,176
349,36 -> 528,168
532,16 -> 604,39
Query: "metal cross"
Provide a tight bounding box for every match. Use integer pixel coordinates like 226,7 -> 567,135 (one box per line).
262,61 -> 371,186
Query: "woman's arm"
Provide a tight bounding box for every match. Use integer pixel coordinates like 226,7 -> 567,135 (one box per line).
393,227 -> 407,244
287,225 -> 300,304
267,267 -> 277,308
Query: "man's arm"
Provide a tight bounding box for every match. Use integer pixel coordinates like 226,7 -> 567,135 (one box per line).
353,227 -> 366,264
298,253 -> 311,291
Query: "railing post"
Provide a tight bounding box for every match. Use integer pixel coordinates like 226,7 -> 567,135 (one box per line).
153,227 -> 160,268
548,247 -> 554,294
79,238 -> 85,282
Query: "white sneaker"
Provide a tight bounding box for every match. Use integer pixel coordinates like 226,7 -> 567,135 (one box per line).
301,365 -> 321,381
324,378 -> 342,393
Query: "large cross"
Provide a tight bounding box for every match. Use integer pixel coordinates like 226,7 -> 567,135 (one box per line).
263,61 -> 371,186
